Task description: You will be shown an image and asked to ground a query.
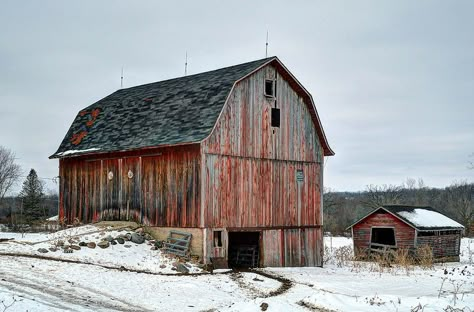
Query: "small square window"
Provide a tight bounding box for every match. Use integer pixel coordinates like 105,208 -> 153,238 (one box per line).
271,108 -> 280,128
265,79 -> 275,97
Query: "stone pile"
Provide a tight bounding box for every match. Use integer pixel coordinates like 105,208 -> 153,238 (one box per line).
37,227 -> 154,254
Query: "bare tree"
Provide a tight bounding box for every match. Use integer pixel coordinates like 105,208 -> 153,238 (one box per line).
0,146 -> 22,200
444,181 -> 473,235
323,187 -> 339,214
361,184 -> 404,209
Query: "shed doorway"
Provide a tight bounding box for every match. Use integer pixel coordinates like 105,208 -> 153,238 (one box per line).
371,227 -> 396,247
228,231 -> 260,268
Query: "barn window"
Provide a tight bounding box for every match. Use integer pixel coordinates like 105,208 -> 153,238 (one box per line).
213,231 -> 222,247
371,227 -> 396,246
271,108 -> 280,127
264,79 -> 275,97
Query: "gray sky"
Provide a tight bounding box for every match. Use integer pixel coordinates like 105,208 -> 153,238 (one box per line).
1,1 -> 473,193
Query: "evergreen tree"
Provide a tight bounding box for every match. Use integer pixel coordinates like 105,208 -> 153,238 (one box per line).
19,169 -> 45,222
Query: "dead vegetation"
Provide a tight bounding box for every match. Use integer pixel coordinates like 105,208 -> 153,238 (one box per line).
326,244 -> 435,274
1,296 -> 17,312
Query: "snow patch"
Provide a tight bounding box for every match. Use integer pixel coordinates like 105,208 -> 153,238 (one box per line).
55,148 -> 100,156
398,209 -> 464,229
46,215 -> 58,221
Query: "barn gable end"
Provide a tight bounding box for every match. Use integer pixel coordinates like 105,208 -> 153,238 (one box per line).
201,61 -> 327,267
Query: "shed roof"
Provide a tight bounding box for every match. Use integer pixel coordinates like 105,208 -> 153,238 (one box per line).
50,57 -> 334,158
349,205 -> 464,231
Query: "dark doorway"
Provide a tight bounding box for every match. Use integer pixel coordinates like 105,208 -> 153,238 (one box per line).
371,227 -> 396,246
228,231 -> 260,268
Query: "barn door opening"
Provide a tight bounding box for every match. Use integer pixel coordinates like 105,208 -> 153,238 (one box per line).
228,232 -> 260,268
371,227 -> 396,247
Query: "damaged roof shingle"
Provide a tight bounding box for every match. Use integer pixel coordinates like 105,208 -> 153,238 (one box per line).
50,57 -> 274,158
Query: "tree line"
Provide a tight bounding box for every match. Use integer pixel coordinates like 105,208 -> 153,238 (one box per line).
324,179 -> 474,236
0,146 -> 58,227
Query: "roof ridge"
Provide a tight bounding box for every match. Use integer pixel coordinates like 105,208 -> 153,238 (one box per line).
119,56 -> 277,92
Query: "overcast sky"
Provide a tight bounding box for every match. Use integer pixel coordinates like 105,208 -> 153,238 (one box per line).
1,1 -> 473,194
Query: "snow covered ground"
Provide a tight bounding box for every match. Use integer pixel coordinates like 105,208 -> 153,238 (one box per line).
1,227 -> 473,311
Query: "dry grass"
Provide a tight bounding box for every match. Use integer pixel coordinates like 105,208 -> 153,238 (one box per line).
415,245 -> 434,269
339,245 -> 434,274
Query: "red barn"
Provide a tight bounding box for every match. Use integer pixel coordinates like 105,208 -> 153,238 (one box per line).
349,205 -> 464,261
50,57 -> 334,267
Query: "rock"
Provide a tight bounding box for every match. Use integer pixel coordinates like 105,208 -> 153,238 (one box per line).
124,244 -> 132,248
144,233 -> 153,241
87,242 -> 96,249
116,237 -> 125,244
150,246 -> 157,250
110,240 -> 117,245
49,247 -> 58,252
159,264 -> 167,269
56,240 -> 65,247
105,235 -> 114,242
124,233 -> 132,241
70,245 -> 81,250
98,240 -> 110,249
131,233 -> 145,244
79,241 -> 87,247
260,302 -> 269,311
176,263 -> 189,274
201,263 -> 214,273
37,248 -> 49,253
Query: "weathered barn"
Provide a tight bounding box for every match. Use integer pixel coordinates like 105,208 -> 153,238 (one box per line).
349,205 -> 464,261
50,57 -> 334,267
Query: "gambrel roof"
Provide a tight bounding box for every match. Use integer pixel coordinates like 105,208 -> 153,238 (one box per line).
50,57 -> 334,158
349,205 -> 464,231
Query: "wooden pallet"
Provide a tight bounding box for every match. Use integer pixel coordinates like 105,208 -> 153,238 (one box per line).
163,230 -> 192,257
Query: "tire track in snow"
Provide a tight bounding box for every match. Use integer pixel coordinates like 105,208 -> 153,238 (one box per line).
230,269 -> 293,299
0,256 -> 152,312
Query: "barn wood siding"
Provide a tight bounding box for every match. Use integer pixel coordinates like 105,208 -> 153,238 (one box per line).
202,65 -> 322,162
202,154 -> 321,228
417,234 -> 461,259
262,228 -> 322,267
59,145 -> 201,227
352,212 -> 416,255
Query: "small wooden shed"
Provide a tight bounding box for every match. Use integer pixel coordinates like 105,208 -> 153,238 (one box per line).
349,205 -> 464,261
50,56 -> 334,267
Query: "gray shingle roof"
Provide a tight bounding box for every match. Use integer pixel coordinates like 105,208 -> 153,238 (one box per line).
50,57 -> 274,158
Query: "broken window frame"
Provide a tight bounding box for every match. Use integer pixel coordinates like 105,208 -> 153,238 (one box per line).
264,79 -> 276,98
370,226 -> 397,248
